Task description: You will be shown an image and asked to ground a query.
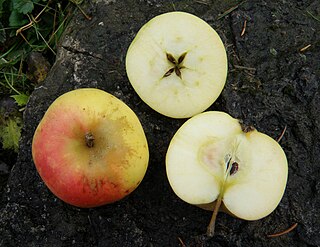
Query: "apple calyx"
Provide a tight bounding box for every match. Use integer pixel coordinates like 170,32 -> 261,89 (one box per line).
163,52 -> 187,79
85,132 -> 95,148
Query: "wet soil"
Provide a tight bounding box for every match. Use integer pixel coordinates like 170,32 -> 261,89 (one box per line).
0,0 -> 319,246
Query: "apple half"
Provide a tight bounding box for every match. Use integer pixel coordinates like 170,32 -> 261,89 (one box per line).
126,12 -> 227,118
166,111 -> 288,236
32,88 -> 149,208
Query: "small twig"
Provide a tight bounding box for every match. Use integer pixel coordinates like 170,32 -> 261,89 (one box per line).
307,10 -> 320,22
177,237 -> 186,247
267,223 -> 298,238
76,4 -> 92,20
16,2 -> 49,35
194,0 -> 210,5
38,30 -> 56,54
240,19 -> 247,36
18,56 -> 24,79
170,1 -> 176,11
18,32 -> 33,47
48,13 -> 70,45
217,1 -> 247,20
234,65 -> 256,71
277,125 -> 287,143
300,44 -> 311,52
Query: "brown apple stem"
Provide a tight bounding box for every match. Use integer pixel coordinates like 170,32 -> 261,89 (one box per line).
206,155 -> 233,237
85,132 -> 95,148
207,194 -> 222,237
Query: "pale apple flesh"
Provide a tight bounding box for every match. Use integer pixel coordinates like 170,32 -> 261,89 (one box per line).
32,89 -> 149,208
166,111 -> 288,236
126,11 -> 227,118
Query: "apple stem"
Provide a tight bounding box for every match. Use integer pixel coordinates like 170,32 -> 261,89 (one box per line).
207,194 -> 222,237
207,154 -> 234,237
85,132 -> 95,148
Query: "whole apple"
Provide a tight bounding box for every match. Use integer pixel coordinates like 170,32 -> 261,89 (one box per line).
32,88 -> 149,208
166,111 -> 288,236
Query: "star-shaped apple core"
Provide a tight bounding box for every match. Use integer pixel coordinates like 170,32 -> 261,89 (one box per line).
163,52 -> 187,79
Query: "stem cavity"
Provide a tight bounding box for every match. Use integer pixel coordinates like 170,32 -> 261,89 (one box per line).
85,132 -> 95,148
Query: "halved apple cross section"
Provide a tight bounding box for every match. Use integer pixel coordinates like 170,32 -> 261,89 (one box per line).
126,12 -> 227,118
166,111 -> 288,236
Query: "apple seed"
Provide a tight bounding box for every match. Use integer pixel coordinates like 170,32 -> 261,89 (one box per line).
174,67 -> 182,79
166,53 -> 177,64
178,52 -> 187,64
225,155 -> 239,176
230,162 -> 239,176
163,67 -> 175,77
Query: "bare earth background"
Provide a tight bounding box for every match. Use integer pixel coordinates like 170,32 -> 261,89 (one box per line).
0,0 -> 320,246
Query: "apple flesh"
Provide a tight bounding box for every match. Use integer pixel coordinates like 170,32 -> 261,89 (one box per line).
32,88 -> 149,208
126,11 -> 227,118
166,111 -> 288,236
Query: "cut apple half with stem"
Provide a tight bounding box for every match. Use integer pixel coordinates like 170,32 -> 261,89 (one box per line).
126,12 -> 227,118
166,111 -> 288,236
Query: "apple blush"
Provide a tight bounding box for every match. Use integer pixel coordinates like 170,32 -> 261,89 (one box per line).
32,88 -> 149,208
166,111 -> 288,236
126,11 -> 227,118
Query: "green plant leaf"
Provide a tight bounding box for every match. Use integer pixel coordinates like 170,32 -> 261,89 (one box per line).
9,9 -> 28,27
0,117 -> 22,152
13,0 -> 34,14
11,94 -> 29,106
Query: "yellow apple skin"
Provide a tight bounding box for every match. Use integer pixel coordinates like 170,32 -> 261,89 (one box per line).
32,88 -> 149,208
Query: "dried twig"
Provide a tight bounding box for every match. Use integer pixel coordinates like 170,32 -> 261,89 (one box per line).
241,20 -> 247,36
300,44 -> 311,52
217,1 -> 247,20
178,237 -> 186,247
234,65 -> 256,71
16,2 -> 49,36
76,4 -> 92,20
267,223 -> 298,238
194,0 -> 210,5
307,10 -> 320,22
277,125 -> 287,143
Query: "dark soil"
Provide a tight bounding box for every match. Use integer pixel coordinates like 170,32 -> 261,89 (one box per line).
1,0 -> 320,246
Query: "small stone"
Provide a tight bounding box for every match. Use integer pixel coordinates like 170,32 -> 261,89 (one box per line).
0,161 -> 9,175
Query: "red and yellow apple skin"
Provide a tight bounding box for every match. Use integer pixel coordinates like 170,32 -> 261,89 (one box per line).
32,88 -> 149,208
